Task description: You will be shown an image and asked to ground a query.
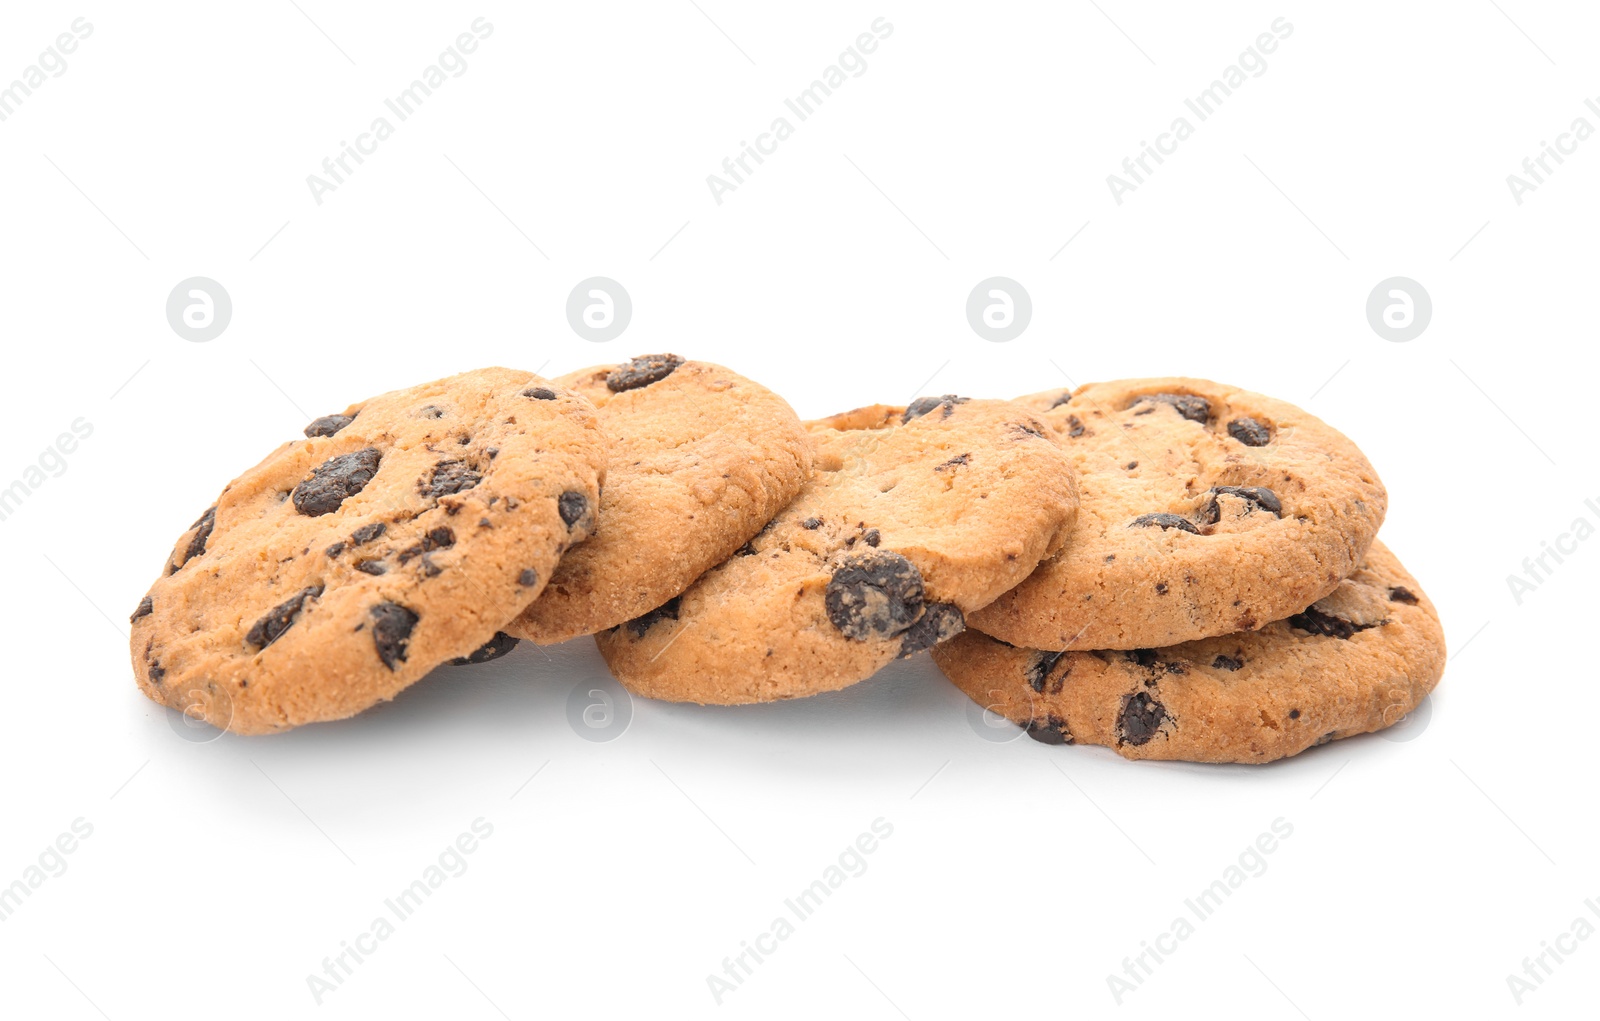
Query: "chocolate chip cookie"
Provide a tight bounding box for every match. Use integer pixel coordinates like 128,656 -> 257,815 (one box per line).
968,378 -> 1386,650
504,355 -> 812,644
935,540 -> 1442,763
129,367 -> 607,734
594,396 -> 1079,704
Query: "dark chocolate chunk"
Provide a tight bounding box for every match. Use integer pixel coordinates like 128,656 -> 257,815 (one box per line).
1212,654 -> 1243,671
147,658 -> 166,684
862,528 -> 881,548
1119,691 -> 1168,746
801,517 -> 823,530
824,551 -> 925,641
897,602 -> 964,657
351,522 -> 386,546
174,506 -> 217,570
1026,650 -> 1067,693
517,568 -> 539,587
130,595 -> 154,623
397,526 -> 455,564
902,394 -> 969,423
292,449 -> 381,516
1289,709 -> 1302,720
246,585 -> 324,650
448,632 -> 519,666
1047,392 -> 1072,410
1025,714 -> 1074,745
626,596 -> 681,638
1199,485 -> 1283,524
370,602 -> 419,670
1129,512 -> 1199,534
1133,392 -> 1211,423
607,354 -> 684,392
304,413 -> 355,438
1228,417 -> 1272,446
558,491 -> 588,529
1388,586 -> 1420,605
325,542 -> 346,558
1065,415 -> 1085,438
522,387 -> 557,400
425,460 -> 481,499
1287,606 -> 1384,640
355,560 -> 387,576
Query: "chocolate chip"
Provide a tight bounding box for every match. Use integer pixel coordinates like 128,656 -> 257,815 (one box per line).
607,354 -> 684,392
246,585 -> 323,650
1228,417 -> 1271,446
1125,461 -> 1138,470
862,528 -> 881,547
293,449 -> 381,516
1388,586 -> 1420,605
558,491 -> 588,529
173,506 -> 217,570
130,595 -> 153,623
1133,393 -> 1211,423
325,542 -> 346,558
1026,650 -> 1067,693
825,551 -> 925,641
518,568 -> 539,587
1288,606 -> 1384,640
801,517 -> 823,530
1119,691 -> 1168,745
1026,714 -> 1073,745
626,596 -> 681,638
398,526 -> 455,564
425,460 -> 481,499
934,453 -> 970,472
1047,392 -> 1072,410
350,522 -> 386,546
1198,485 -> 1283,524
449,632 -> 519,666
370,602 -> 419,670
355,560 -> 387,575
147,657 -> 166,684
1212,654 -> 1243,671
522,386 -> 557,400
902,395 -> 969,423
1154,582 -> 1168,594
1129,513 -> 1199,534
1289,709 -> 1302,720
1065,415 -> 1085,438
898,602 -> 964,657
420,405 -> 445,419
304,413 -> 355,438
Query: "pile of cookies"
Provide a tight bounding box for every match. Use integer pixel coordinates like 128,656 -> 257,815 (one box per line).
129,356 -> 1443,762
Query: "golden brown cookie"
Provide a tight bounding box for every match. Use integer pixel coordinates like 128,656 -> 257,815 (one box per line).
504,355 -> 812,644
594,395 -> 1080,704
936,540 -> 1442,763
129,368 -> 606,734
968,378 -> 1386,650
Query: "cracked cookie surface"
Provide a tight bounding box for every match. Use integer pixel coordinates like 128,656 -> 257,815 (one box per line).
594,397 -> 1079,704
505,356 -> 812,644
130,367 -> 607,734
935,540 -> 1442,763
968,377 -> 1386,650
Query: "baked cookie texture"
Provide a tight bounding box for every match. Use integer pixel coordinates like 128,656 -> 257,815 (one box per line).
129,368 -> 607,734
594,396 -> 1080,704
968,378 -> 1386,651
505,355 -> 813,644
935,540 -> 1442,763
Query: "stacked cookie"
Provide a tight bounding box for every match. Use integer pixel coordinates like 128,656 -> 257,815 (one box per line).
130,360 -> 1443,762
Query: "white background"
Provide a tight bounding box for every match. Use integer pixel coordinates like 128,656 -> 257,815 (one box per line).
1,2 -> 1595,1017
